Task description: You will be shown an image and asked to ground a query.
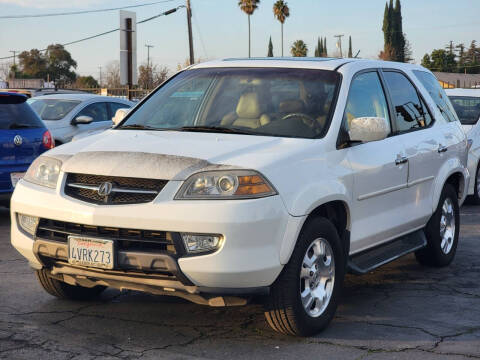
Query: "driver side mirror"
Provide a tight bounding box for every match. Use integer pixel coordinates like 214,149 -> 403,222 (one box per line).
348,117 -> 390,143
72,115 -> 93,126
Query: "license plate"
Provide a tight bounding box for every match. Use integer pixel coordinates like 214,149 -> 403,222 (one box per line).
68,236 -> 114,269
10,172 -> 25,188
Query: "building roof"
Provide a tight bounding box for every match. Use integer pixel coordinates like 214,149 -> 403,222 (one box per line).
433,72 -> 480,88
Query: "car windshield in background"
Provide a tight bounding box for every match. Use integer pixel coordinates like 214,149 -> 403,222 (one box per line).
119,68 -> 340,138
449,96 -> 480,125
27,99 -> 81,120
0,102 -> 44,130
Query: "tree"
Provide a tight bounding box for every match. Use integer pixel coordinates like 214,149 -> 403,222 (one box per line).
348,36 -> 353,58
18,49 -> 47,78
465,40 -> 480,74
291,40 -> 308,57
45,44 -> 77,84
267,36 -> 274,57
238,0 -> 260,58
273,0 -> 289,57
75,75 -> 99,88
105,61 -> 121,88
404,35 -> 414,63
323,37 -> 328,57
139,62 -> 169,89
421,49 -> 456,72
314,37 -> 323,57
380,0 -> 406,62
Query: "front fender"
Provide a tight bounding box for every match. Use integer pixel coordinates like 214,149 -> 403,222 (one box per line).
432,157 -> 470,210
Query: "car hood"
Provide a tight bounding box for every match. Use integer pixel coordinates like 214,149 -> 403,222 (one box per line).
47,129 -> 313,180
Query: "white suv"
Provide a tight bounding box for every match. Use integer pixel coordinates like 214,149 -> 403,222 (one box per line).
11,58 -> 469,336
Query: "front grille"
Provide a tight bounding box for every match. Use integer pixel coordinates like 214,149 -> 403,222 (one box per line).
35,218 -> 180,255
64,173 -> 168,205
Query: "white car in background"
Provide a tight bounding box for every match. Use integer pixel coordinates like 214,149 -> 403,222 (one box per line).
446,89 -> 480,203
27,94 -> 134,145
11,58 -> 469,336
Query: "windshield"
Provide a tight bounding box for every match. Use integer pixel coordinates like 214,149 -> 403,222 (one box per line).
449,96 -> 480,125
119,67 -> 340,138
27,98 -> 81,120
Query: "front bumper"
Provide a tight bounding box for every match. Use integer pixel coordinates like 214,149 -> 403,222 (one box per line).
11,176 -> 294,292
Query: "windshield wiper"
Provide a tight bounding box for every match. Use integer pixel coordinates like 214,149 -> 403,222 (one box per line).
118,124 -> 161,130
9,123 -> 33,129
176,126 -> 256,135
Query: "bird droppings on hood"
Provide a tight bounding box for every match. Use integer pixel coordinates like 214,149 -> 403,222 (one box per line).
59,151 -> 239,181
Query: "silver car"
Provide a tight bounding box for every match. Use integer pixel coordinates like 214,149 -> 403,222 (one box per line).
27,94 -> 134,145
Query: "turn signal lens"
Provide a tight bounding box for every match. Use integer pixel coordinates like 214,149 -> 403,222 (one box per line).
181,233 -> 223,254
235,175 -> 273,196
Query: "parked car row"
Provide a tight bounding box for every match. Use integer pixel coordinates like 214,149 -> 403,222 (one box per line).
5,57 -> 480,337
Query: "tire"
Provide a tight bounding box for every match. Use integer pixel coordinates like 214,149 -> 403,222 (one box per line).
36,269 -> 106,301
468,164 -> 480,205
415,183 -> 460,267
264,217 -> 345,336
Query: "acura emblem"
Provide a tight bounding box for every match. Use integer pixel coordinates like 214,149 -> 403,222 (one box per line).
13,135 -> 23,146
97,182 -> 113,196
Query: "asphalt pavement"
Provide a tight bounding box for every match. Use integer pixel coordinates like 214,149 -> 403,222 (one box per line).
1,205 -> 479,359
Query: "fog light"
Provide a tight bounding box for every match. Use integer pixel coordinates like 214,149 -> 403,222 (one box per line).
18,214 -> 39,236
181,233 -> 223,254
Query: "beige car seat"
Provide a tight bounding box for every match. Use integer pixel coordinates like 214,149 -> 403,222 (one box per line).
221,92 -> 271,129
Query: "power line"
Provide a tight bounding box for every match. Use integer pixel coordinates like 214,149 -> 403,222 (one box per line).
0,0 -> 176,19
0,6 -> 185,60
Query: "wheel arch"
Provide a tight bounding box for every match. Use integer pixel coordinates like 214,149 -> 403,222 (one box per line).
280,200 -> 351,265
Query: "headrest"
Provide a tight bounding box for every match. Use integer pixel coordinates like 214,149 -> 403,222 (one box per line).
279,99 -> 305,113
236,93 -> 262,119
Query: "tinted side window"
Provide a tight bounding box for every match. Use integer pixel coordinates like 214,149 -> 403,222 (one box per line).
413,70 -> 459,123
343,71 -> 390,131
383,71 -> 432,132
0,103 -> 44,129
449,96 -> 480,125
77,102 -> 109,122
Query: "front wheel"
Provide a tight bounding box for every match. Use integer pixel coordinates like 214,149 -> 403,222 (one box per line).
416,183 -> 460,267
264,217 -> 345,336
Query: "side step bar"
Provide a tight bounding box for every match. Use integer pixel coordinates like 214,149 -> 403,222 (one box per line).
348,229 -> 427,275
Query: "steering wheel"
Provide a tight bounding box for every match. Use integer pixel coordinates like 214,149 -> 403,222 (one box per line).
281,113 -> 322,132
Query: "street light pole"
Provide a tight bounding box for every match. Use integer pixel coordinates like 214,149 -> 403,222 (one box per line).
186,0 -> 194,65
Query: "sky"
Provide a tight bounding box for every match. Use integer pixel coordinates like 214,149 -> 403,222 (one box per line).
0,0 -> 479,80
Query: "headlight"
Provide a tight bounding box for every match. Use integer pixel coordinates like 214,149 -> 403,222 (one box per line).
175,170 -> 277,199
23,156 -> 62,189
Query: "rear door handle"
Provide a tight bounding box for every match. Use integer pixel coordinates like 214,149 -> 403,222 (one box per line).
438,145 -> 448,153
395,156 -> 408,165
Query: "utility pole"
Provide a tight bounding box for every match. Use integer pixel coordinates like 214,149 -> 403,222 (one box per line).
145,44 -> 154,89
145,44 -> 154,68
334,34 -> 344,58
186,0 -> 194,65
98,66 -> 102,87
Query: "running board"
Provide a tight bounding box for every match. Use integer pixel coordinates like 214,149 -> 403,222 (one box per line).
348,230 -> 427,275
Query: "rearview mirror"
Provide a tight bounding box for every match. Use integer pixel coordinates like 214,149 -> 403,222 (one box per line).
348,117 -> 390,143
72,115 -> 93,125
112,108 -> 130,126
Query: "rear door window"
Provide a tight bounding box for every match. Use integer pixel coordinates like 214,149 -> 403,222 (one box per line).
76,102 -> 109,122
383,71 -> 433,133
413,70 -> 459,123
109,102 -> 131,119
0,102 -> 44,129
449,96 -> 480,125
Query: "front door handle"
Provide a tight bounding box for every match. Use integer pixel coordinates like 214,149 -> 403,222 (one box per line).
395,155 -> 408,165
438,145 -> 448,153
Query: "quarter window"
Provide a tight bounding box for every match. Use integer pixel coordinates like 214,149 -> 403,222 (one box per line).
343,71 -> 390,131
383,71 -> 433,132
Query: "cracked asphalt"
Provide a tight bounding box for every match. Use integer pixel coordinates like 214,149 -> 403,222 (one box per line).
1,206 -> 479,360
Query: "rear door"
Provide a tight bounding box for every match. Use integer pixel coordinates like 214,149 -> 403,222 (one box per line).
0,97 -> 46,192
381,70 -> 440,228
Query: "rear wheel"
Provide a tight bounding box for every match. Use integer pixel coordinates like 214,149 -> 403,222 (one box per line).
416,184 -> 459,267
264,217 -> 345,336
36,269 -> 105,301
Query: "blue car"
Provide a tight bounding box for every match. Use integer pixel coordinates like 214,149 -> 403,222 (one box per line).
0,93 -> 54,206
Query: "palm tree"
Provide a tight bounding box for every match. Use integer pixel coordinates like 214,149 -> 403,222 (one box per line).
238,0 -> 260,58
290,40 -> 308,57
273,0 -> 290,57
